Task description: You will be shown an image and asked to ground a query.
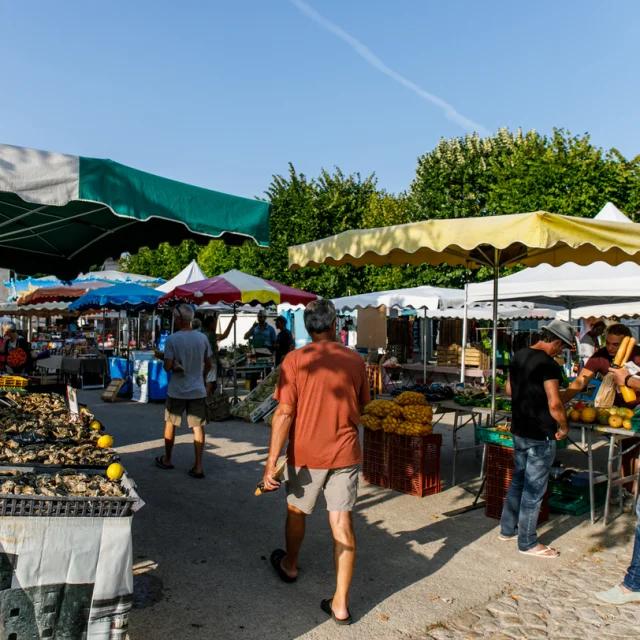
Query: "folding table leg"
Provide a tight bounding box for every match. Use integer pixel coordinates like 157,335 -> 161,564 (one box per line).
587,427 -> 595,525
452,410 -> 460,487
603,435 -> 616,526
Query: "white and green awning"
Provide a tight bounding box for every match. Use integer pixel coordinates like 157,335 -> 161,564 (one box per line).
0,143 -> 271,278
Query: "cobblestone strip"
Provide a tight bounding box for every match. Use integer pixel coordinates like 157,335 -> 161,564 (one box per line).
423,543 -> 640,639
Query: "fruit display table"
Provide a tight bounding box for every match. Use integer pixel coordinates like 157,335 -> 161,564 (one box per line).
440,400 -> 640,526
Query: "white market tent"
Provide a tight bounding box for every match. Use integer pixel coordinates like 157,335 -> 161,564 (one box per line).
332,285 -> 465,311
557,302 -> 640,321
75,270 -> 165,286
427,306 -> 558,321
466,204 -> 640,312
155,261 -> 206,293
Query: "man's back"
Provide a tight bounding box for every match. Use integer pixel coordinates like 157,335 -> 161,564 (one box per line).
275,341 -> 370,469
165,331 -> 211,399
510,347 -> 561,440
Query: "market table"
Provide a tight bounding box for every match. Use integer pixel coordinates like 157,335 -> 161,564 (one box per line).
436,400 -> 640,525
384,363 -> 497,388
60,356 -> 108,390
35,355 -> 64,372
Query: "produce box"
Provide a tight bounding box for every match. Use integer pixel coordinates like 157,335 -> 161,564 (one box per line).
389,433 -> 442,497
230,400 -> 262,420
0,465 -> 139,517
476,426 -> 568,450
362,429 -> 391,489
548,478 -> 607,516
249,395 -> 278,423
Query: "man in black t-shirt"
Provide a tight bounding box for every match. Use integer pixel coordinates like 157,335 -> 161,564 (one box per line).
274,316 -> 295,366
500,320 -> 575,559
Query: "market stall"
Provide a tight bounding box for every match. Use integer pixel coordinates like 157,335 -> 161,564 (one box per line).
288,209 -> 640,519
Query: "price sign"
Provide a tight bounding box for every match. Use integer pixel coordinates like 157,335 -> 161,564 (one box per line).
66,385 -> 79,419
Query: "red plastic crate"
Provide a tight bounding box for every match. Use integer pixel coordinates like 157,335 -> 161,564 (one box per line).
484,444 -> 549,523
362,429 -> 391,488
390,433 -> 442,497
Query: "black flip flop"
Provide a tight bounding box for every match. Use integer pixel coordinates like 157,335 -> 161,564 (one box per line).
270,549 -> 297,584
321,599 -> 352,626
188,468 -> 205,479
155,456 -> 174,470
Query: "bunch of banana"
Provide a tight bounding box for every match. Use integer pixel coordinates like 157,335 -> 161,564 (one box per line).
401,405 -> 433,424
360,414 -> 383,431
364,399 -> 403,418
394,391 -> 427,407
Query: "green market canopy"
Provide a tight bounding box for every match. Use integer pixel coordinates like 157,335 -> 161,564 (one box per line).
0,143 -> 271,279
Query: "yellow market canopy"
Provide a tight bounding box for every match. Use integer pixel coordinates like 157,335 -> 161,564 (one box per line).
288,211 -> 640,271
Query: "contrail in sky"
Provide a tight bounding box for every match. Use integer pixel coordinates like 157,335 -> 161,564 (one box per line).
289,0 -> 491,136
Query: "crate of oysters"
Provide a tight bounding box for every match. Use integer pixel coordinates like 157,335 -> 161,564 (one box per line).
0,391 -> 118,468
0,463 -> 139,517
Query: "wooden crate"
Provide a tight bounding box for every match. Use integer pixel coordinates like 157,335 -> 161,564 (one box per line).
102,378 -> 125,402
436,344 -> 490,369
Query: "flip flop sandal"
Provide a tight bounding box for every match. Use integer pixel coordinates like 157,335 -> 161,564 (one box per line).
188,468 -> 205,479
321,599 -> 352,626
519,545 -> 559,559
498,534 -> 517,542
270,549 -> 297,584
155,456 -> 174,470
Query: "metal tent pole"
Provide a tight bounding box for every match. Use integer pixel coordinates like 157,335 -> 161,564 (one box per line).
490,249 -> 500,426
151,310 -> 156,347
423,308 -> 427,384
460,279 -> 469,384
233,303 -> 238,406
137,312 -> 141,349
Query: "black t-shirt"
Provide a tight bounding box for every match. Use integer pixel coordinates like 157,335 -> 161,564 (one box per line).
275,329 -> 295,365
509,347 -> 562,440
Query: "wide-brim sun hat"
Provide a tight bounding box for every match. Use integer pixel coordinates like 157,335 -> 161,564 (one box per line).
542,319 -> 576,347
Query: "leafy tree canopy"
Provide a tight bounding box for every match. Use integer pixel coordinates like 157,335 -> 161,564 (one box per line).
121,128 -> 640,297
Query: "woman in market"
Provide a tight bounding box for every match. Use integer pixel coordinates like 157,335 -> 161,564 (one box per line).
1,321 -> 32,374
202,314 -> 236,396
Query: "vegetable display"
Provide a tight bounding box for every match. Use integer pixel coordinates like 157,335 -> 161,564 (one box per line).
362,394 -> 433,436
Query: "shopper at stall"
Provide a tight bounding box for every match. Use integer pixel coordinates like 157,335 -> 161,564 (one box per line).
562,324 -> 640,408
156,304 -> 212,479
274,316 -> 295,366
202,314 -> 236,396
1,321 -> 31,374
262,299 -> 370,625
244,309 -> 276,350
579,320 -> 606,367
500,320 -> 575,559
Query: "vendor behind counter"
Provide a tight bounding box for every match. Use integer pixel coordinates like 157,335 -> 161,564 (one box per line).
563,323 -> 640,409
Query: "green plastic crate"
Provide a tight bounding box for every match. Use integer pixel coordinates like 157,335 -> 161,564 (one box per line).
548,479 -> 607,515
476,426 -> 568,450
630,407 -> 640,432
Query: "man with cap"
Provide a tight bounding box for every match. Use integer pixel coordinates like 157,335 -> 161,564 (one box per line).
244,310 -> 277,350
499,320 -> 575,559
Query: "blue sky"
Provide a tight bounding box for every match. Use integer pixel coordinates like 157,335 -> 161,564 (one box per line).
1,0 -> 638,199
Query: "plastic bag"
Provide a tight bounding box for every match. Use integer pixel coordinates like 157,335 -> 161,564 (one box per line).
594,372 -> 616,409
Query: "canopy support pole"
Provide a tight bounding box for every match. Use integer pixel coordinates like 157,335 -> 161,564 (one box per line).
460,275 -> 469,384
232,303 -> 238,406
491,249 -> 500,426
137,312 -> 141,350
423,308 -> 427,384
151,311 -> 156,348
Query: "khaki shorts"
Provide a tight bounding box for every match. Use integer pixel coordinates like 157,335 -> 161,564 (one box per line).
164,396 -> 207,428
285,464 -> 359,514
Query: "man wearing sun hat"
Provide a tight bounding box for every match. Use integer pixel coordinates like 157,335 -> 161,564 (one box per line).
499,319 -> 576,559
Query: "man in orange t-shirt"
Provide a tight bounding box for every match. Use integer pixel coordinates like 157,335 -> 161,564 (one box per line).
262,299 -> 370,626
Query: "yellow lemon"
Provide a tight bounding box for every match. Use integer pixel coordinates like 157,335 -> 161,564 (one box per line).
97,434 -> 114,449
106,463 -> 124,481
89,420 -> 102,431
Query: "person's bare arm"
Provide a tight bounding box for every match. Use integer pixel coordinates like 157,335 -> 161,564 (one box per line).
203,355 -> 212,380
262,402 -> 296,491
611,366 -> 640,390
218,317 -> 236,342
544,379 -> 569,440
244,323 -> 257,340
163,358 -> 173,373
506,373 -> 512,397
560,368 -> 596,404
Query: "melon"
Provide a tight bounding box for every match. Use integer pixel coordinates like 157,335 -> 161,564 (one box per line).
623,419 -> 633,430
597,410 -> 610,425
620,407 -> 634,419
569,410 -> 581,422
609,415 -> 624,429
580,408 -> 597,424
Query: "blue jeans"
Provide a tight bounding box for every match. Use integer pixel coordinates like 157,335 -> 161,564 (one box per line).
500,436 -> 556,552
622,499 -> 640,591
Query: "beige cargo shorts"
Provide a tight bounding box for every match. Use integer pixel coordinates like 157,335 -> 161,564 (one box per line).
285,464 -> 359,514
164,396 -> 207,428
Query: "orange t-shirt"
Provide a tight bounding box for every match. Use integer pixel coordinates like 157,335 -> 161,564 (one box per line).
274,340 -> 371,469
